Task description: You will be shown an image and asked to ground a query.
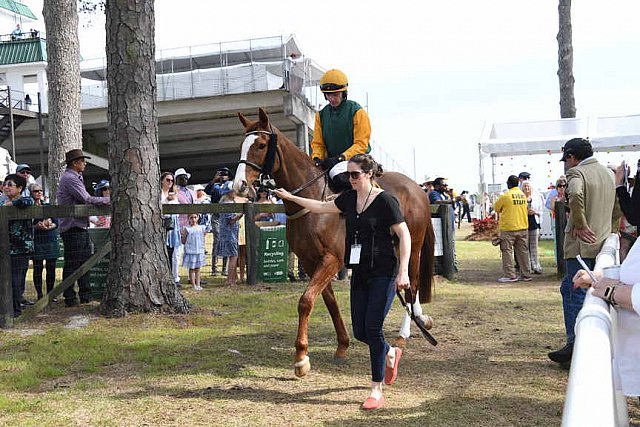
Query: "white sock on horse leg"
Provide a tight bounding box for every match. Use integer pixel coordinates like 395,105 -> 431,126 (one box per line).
294,355 -> 310,368
412,300 -> 423,317
399,313 -> 411,339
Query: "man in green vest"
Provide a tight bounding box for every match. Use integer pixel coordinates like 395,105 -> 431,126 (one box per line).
311,69 -> 372,192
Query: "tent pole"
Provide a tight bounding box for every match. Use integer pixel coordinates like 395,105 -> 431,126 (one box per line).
491,156 -> 497,185
478,142 -> 484,217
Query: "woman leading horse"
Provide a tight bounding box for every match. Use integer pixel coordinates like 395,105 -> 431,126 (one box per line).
275,154 -> 409,410
233,108 -> 435,383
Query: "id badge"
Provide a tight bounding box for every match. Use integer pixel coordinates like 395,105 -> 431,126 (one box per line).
349,244 -> 362,265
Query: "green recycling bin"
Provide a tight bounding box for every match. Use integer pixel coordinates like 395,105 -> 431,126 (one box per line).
257,225 -> 289,283
87,228 -> 110,300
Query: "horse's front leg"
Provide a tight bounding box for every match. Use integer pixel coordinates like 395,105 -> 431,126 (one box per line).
294,254 -> 342,377
321,282 -> 350,364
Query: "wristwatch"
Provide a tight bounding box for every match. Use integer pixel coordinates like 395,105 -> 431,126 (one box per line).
603,284 -> 619,306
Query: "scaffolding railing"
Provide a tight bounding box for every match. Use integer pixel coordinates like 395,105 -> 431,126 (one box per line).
80,35 -> 322,110
0,87 -> 29,110
0,30 -> 42,43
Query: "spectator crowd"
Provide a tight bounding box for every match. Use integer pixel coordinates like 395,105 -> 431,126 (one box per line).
1,150 -> 305,317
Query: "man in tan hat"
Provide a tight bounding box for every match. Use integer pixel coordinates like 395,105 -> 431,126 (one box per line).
56,149 -> 110,307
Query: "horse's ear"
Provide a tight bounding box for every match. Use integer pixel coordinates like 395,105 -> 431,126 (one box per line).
258,108 -> 270,128
238,112 -> 249,128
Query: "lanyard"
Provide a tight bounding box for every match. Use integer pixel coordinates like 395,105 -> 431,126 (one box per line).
354,186 -> 373,244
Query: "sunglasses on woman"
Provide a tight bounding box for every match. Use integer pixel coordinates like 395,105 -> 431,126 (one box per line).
348,171 -> 365,179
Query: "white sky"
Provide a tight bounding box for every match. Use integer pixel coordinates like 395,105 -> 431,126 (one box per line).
25,0 -> 640,193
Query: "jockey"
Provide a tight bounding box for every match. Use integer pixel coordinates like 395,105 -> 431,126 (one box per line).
311,69 -> 372,193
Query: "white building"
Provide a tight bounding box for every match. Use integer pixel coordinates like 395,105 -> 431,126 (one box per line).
0,0 -> 46,112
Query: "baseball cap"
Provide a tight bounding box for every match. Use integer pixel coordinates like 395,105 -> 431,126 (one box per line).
16,164 -> 31,173
561,138 -> 592,162
518,172 -> 531,180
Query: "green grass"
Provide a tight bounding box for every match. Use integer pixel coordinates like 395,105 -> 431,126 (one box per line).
0,230 -> 638,426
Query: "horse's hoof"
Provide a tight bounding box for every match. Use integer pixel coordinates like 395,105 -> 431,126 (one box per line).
393,336 -> 407,348
417,314 -> 434,330
332,356 -> 348,365
294,355 -> 311,377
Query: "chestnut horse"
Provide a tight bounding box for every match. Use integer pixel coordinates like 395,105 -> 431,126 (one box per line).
234,108 -> 435,377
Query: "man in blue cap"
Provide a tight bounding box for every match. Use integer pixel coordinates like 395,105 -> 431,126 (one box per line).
16,164 -> 34,197
518,171 -> 531,188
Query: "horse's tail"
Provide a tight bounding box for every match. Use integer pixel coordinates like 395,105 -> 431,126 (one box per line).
419,221 -> 436,303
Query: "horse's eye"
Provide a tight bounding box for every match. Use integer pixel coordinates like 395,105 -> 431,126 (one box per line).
258,142 -> 267,149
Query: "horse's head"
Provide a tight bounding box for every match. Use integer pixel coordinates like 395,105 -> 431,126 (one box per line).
234,108 -> 280,197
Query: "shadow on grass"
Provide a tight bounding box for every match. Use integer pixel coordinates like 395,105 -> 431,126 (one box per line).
115,384 -> 368,406
322,394 -> 562,426
103,354 -> 564,425
0,322 -> 364,392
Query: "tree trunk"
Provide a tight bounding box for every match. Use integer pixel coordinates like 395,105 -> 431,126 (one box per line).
557,0 -> 576,118
42,0 -> 83,202
101,0 -> 189,316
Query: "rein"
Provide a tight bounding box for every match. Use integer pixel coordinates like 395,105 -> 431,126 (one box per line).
289,170 -> 327,196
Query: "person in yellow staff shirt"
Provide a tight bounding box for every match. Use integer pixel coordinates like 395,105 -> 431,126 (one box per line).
494,175 -> 532,283
310,69 -> 371,193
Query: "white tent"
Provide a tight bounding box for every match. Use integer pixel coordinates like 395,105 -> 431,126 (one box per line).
478,113 -> 640,187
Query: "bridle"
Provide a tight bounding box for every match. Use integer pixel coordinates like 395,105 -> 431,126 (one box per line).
238,128 -> 328,197
239,129 -> 281,190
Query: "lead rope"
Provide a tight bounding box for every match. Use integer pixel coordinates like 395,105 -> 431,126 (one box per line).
396,290 -> 438,346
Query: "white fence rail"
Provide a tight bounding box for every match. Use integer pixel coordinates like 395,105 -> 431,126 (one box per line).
562,233 -> 629,426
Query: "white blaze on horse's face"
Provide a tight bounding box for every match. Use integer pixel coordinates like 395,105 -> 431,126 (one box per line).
234,134 -> 259,194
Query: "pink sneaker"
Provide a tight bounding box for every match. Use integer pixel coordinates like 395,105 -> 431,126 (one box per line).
362,396 -> 385,410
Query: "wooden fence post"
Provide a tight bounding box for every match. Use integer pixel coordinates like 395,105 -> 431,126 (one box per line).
438,204 -> 456,280
0,208 -> 14,328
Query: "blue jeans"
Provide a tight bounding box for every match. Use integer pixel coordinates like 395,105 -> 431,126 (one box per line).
61,228 -> 92,302
560,258 -> 593,344
350,275 -> 396,383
